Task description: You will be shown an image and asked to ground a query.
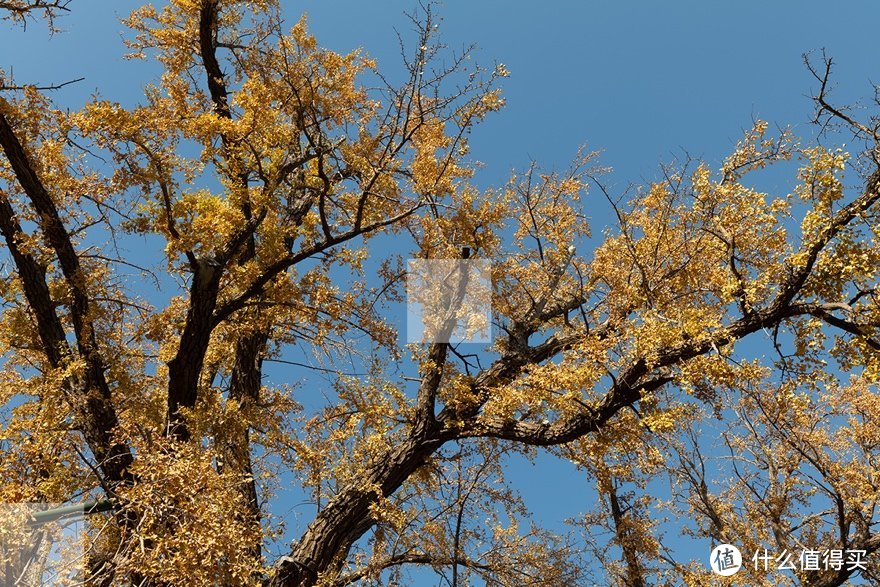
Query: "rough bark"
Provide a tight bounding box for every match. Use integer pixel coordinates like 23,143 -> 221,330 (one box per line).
607,482 -> 646,587
0,103 -> 133,486
223,330 -> 267,560
270,433 -> 445,587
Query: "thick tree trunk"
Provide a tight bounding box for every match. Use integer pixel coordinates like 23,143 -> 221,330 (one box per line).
166,259 -> 223,439
223,330 -> 268,561
269,433 -> 445,586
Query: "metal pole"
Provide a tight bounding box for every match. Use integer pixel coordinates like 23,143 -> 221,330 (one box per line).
27,500 -> 114,527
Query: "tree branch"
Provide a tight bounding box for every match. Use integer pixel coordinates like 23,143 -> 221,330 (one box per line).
332,552 -> 493,587
0,100 -> 132,485
213,202 -> 424,325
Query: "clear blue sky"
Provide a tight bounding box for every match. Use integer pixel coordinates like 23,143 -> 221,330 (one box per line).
3,1 -> 879,583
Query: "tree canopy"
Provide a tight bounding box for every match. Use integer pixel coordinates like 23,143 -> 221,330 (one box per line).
0,1 -> 879,586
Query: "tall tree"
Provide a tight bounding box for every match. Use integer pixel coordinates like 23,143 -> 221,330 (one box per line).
0,2 -> 878,586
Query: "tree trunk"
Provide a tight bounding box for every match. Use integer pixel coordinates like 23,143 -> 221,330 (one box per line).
269,433 -> 445,586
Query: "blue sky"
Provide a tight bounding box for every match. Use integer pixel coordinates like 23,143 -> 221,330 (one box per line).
3,1 -> 880,584
286,1 -> 880,186
6,1 -> 880,186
